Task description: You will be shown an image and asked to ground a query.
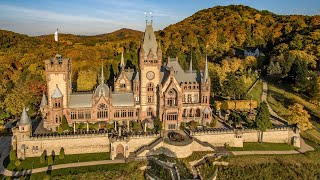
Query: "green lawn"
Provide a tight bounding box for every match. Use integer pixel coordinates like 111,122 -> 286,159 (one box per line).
28,161 -> 146,180
267,83 -> 320,118
246,80 -> 263,105
228,142 -> 296,151
4,152 -> 110,171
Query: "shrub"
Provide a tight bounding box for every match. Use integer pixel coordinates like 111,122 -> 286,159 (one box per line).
57,126 -> 63,135
9,149 -> 16,161
59,148 -> 65,160
14,159 -> 21,166
47,155 -> 53,166
40,152 -> 46,163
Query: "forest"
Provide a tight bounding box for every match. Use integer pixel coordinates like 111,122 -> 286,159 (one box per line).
0,5 -> 319,123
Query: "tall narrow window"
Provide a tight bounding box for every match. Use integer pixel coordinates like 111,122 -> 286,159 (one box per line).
147,107 -> 153,117
97,103 -> 108,119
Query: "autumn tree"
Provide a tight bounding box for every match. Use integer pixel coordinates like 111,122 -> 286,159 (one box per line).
77,69 -> 97,91
287,103 -> 312,132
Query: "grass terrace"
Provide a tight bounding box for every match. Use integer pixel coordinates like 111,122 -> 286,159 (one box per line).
4,152 -> 110,171
246,80 -> 263,105
228,142 -> 297,151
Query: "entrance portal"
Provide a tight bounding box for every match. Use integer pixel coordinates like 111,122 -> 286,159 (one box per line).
116,144 -> 124,158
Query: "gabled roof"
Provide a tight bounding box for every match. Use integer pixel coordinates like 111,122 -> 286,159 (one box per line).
162,60 -> 201,84
69,93 -> 92,108
52,85 -> 63,98
111,92 -> 134,107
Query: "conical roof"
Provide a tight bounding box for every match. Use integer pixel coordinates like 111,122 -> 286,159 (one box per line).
18,107 -> 31,126
40,92 -> 47,107
120,51 -> 125,69
52,85 -> 63,98
189,52 -> 193,72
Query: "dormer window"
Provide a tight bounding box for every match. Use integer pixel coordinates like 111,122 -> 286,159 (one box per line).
120,84 -> 126,88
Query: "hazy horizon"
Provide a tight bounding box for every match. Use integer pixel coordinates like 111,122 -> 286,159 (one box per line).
0,0 -> 319,36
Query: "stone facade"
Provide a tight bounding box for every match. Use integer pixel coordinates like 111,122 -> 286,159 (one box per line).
40,21 -> 212,131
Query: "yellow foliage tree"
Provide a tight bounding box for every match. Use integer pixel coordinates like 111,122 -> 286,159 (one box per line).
77,69 -> 97,91
287,103 -> 312,131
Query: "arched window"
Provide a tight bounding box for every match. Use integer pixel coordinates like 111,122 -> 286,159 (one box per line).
182,109 -> 187,117
55,115 -> 59,123
147,83 -> 154,92
97,103 -> 108,119
196,108 -> 201,117
189,109 -> 193,117
167,89 -> 177,106
147,107 -> 153,117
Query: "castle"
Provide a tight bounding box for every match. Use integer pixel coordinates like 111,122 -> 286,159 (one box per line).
11,21 -> 300,160
39,21 -> 212,131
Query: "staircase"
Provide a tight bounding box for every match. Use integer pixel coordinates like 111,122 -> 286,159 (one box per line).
128,137 -> 163,160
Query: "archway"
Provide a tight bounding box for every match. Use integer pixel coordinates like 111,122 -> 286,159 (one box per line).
116,144 -> 124,158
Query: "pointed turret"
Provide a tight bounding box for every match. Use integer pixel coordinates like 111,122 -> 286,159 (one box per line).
40,92 -> 47,107
18,107 -> 31,126
203,54 -> 208,83
189,52 -> 193,72
120,51 -> 125,69
142,22 -> 158,58
100,63 -> 105,85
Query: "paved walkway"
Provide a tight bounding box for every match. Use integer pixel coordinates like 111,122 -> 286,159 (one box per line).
262,81 -> 288,124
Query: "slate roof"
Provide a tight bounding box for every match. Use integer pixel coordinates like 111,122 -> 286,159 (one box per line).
142,24 -> 158,57
40,92 -> 47,107
18,107 -> 31,126
111,92 -> 134,107
162,60 -> 202,84
69,93 -> 92,108
52,85 -> 63,98
94,84 -> 109,97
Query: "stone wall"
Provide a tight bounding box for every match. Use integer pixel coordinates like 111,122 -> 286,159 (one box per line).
16,134 -> 110,158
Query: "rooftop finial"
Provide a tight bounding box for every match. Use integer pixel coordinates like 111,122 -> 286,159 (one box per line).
150,12 -> 153,25
101,62 -> 105,85
189,51 -> 193,72
204,54 -> 208,83
120,51 -> 125,69
144,12 -> 147,25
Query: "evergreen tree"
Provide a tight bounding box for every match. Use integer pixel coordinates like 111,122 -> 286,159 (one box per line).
9,149 -> 16,161
61,115 -> 69,131
153,117 -> 162,133
59,147 -> 65,160
40,152 -> 46,163
47,155 -> 53,166
255,101 -> 272,135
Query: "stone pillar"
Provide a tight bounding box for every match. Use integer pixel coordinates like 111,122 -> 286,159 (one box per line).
144,122 -> 147,132
73,122 -> 76,133
114,121 -> 117,130
127,121 -> 129,131
86,121 -> 89,133
118,126 -> 122,137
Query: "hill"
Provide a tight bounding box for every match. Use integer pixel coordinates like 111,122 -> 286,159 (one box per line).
0,5 -> 319,120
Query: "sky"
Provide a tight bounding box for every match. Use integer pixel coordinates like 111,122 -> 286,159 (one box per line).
0,0 -> 319,36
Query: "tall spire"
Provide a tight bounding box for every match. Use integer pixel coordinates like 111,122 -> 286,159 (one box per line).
40,92 -> 47,107
204,54 -> 208,83
142,21 -> 158,57
101,63 -> 105,85
120,51 -> 125,69
189,51 -> 193,72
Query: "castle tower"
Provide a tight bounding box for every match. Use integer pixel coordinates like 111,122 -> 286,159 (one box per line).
139,20 -> 162,120
43,54 -> 71,130
44,54 -> 71,108
201,55 -> 211,123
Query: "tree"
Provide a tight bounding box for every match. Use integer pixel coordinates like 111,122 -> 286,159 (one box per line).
311,76 -> 320,105
57,126 -> 63,135
187,120 -> 199,130
255,101 -> 272,143
77,69 -> 97,91
47,155 -> 53,166
153,117 -> 162,133
287,103 -> 312,131
267,61 -> 282,78
59,147 -> 65,160
40,152 -> 46,163
9,149 -> 16,161
255,101 -> 272,131
61,115 -> 69,131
